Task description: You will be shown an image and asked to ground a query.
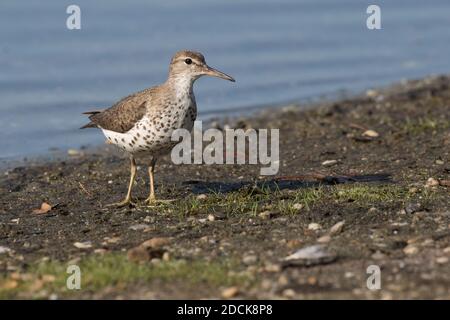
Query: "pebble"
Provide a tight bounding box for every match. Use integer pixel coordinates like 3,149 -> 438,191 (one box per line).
67,149 -> 82,156
283,244 -> 336,266
322,159 -> 338,167
405,202 -> 422,214
362,130 -> 379,138
141,237 -> 171,249
221,286 -> 239,299
143,216 -> 153,223
197,194 -> 207,200
0,246 -> 11,254
94,248 -> 107,254
292,203 -> 304,210
282,289 -> 296,298
242,255 -> 258,265
207,214 -> 215,222
317,235 -> 331,243
264,263 -> 281,273
162,252 -> 170,261
329,221 -> 345,235
425,177 -> 439,188
366,89 -> 378,97
308,223 -> 321,231
435,159 -> 444,165
129,224 -> 150,231
73,241 -> 92,249
436,257 -> 449,264
403,244 -> 419,255
258,211 -> 274,219
127,246 -> 151,263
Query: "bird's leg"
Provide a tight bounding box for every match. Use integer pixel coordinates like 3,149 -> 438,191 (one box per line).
108,156 -> 137,207
144,158 -> 176,205
144,158 -> 157,204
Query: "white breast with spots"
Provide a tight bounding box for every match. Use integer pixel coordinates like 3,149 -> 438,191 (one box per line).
101,93 -> 196,156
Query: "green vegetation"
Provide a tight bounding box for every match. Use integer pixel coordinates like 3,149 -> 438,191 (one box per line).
150,183 -> 427,216
401,116 -> 450,135
0,254 -> 246,299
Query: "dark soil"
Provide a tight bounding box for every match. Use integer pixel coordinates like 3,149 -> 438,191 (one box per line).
1,75 -> 450,299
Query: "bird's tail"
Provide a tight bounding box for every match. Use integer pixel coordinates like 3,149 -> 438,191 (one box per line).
80,110 -> 103,129
80,122 -> 97,129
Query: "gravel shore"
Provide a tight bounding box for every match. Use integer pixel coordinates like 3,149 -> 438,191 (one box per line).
1,75 -> 450,299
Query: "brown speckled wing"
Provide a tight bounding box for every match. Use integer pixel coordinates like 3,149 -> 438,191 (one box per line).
83,93 -> 148,133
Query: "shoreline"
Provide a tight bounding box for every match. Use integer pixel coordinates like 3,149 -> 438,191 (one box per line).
1,74 -> 450,299
0,76 -> 393,168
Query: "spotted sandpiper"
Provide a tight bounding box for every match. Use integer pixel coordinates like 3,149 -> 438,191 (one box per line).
81,50 -> 235,207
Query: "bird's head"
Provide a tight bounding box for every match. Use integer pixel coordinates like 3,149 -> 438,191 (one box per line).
168,50 -> 235,83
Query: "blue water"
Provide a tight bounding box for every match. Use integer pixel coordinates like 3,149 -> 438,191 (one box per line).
1,0 -> 450,158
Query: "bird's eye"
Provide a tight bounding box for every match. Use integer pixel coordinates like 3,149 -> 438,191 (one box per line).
184,58 -> 192,65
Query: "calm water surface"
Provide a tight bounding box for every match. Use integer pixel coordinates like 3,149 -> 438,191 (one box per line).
1,0 -> 449,158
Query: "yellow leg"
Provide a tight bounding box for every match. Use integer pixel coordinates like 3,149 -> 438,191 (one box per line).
108,156 -> 137,207
144,158 -> 177,206
144,158 -> 157,204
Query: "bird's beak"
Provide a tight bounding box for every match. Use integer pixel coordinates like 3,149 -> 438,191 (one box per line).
204,65 -> 235,82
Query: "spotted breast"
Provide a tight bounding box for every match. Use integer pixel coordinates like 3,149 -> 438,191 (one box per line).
101,85 -> 197,157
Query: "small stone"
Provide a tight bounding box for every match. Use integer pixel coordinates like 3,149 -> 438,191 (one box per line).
197,194 -> 207,200
362,130 -> 379,138
435,159 -> 444,165
403,244 -> 419,255
94,248 -> 107,254
292,203 -> 304,210
366,89 -> 378,97
308,223 -> 321,231
322,159 -> 338,167
277,274 -> 289,286
129,224 -> 150,231
329,221 -> 345,235
317,235 -> 331,243
162,252 -> 170,261
368,207 -> 379,214
258,211 -> 274,219
405,202 -> 422,214
242,255 -> 258,265
141,237 -> 171,249
67,149 -> 82,156
0,246 -> 11,254
425,177 -> 439,188
283,244 -> 336,266
221,286 -> 239,299
207,214 -> 215,222
264,263 -> 281,273
127,246 -> 159,263
73,241 -> 92,249
408,187 -> 418,194
282,289 -> 296,298
439,180 -> 450,187
436,256 -> 449,264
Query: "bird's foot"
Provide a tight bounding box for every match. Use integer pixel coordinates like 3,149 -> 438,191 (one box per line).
143,197 -> 176,206
106,197 -> 136,208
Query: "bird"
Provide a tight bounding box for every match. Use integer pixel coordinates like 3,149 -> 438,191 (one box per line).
81,50 -> 235,207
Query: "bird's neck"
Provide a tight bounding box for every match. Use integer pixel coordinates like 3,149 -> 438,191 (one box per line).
166,73 -> 195,98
